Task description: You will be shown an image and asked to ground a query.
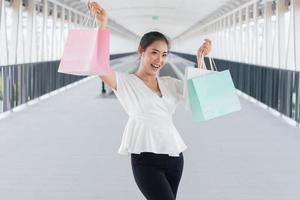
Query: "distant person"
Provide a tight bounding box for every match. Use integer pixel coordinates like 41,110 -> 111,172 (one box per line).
88,2 -> 211,200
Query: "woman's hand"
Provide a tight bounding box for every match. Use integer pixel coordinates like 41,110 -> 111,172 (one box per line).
197,39 -> 212,69
87,1 -> 107,29
197,39 -> 212,58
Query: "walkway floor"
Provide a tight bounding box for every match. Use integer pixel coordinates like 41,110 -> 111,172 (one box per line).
0,56 -> 300,200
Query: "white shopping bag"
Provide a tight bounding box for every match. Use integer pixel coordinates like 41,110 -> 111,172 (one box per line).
183,67 -> 214,111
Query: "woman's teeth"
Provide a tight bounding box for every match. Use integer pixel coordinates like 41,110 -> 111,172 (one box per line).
151,64 -> 159,68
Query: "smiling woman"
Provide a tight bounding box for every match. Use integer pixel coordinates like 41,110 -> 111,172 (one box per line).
87,2 -> 211,200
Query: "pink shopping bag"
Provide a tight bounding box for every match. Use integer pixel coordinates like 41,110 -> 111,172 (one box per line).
58,28 -> 110,76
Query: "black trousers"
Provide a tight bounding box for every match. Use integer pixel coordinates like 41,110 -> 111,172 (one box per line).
131,152 -> 184,200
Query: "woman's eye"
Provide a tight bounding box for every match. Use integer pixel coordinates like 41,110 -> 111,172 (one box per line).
163,54 -> 167,57
151,52 -> 157,54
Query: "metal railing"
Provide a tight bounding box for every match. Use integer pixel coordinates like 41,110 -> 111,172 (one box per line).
213,58 -> 300,123
0,52 -> 136,113
0,61 -> 86,113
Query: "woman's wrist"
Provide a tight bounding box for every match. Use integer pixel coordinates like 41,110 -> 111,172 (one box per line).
99,22 -> 106,30
97,18 -> 107,29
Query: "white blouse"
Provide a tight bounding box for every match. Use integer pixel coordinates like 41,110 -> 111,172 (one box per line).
112,71 -> 187,157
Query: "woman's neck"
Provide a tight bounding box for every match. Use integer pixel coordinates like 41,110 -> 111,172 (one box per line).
134,68 -> 157,84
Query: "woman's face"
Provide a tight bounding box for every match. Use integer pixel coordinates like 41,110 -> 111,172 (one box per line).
138,40 -> 169,76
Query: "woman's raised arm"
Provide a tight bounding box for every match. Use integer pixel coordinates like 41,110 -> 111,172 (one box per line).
88,2 -> 117,90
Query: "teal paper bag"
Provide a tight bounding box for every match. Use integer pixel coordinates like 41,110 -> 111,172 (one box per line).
187,70 -> 241,121
183,67 -> 213,111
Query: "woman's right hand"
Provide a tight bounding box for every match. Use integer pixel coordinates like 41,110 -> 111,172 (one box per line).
87,1 -> 107,29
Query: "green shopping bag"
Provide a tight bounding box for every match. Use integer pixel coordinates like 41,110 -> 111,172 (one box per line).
186,57 -> 241,122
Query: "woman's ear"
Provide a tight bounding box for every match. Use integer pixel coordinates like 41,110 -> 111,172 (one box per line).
137,46 -> 144,58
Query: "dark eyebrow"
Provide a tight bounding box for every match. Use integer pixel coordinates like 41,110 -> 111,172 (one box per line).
151,49 -> 169,54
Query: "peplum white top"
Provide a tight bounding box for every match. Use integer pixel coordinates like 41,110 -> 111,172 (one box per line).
112,71 -> 187,157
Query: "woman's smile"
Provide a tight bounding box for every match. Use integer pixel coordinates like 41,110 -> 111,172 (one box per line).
151,63 -> 160,71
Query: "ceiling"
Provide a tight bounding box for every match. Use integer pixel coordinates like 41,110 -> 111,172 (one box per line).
59,0 -> 250,39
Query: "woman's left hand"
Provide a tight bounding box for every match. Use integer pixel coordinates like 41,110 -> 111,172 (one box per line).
197,39 -> 212,58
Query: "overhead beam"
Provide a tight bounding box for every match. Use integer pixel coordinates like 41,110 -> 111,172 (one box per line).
173,0 -> 260,40
46,0 -> 139,40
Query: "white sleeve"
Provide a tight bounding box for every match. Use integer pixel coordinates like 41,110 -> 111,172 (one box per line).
111,71 -> 126,99
174,79 -> 188,108
174,78 -> 184,96
111,71 -> 132,112
173,78 -> 189,109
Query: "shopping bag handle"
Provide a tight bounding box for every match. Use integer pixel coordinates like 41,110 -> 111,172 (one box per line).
82,1 -> 97,27
197,55 -> 218,71
82,10 -> 97,27
197,54 -> 207,70
208,57 -> 218,71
